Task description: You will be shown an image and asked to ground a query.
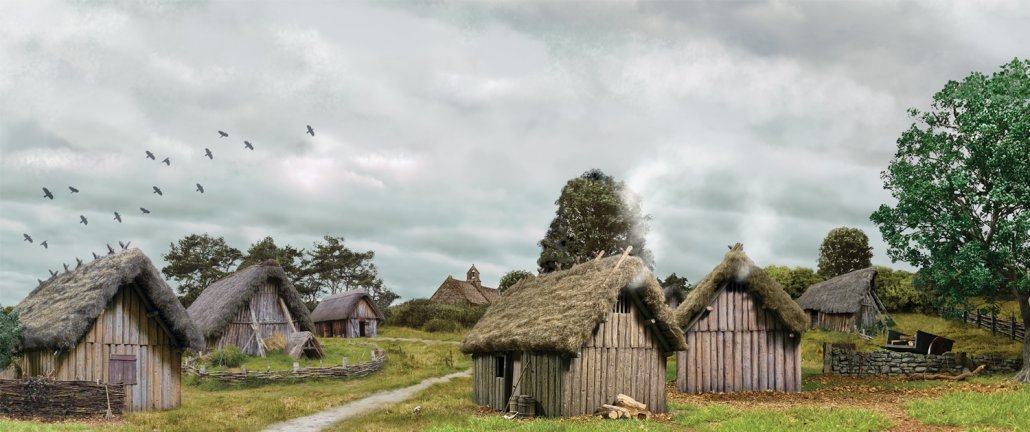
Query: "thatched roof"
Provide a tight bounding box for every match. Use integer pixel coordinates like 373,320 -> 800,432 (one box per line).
674,244 -> 808,334
187,261 -> 314,340
15,249 -> 203,352
796,267 -> 882,314
310,289 -> 385,322
461,255 -> 687,355
432,276 -> 499,305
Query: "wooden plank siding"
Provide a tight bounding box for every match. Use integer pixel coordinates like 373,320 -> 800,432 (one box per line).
15,283 -> 183,411
677,283 -> 802,394
316,298 -> 381,338
209,282 -> 299,355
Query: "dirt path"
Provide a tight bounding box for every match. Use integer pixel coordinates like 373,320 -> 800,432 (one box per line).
262,369 -> 471,432
372,337 -> 461,345
668,376 -> 1020,432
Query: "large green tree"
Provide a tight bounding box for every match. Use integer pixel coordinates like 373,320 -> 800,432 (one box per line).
874,266 -> 925,313
764,266 -> 825,299
303,236 -> 397,311
817,227 -> 874,278
238,236 -> 315,300
162,234 -> 243,308
0,307 -> 20,371
870,58 -> 1030,382
498,270 -> 533,293
537,169 -> 653,273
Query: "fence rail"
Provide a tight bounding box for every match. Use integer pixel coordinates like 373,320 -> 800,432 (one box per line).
185,348 -> 386,384
952,310 -> 1026,343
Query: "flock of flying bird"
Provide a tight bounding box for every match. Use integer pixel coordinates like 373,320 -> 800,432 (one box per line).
21,125 -> 317,285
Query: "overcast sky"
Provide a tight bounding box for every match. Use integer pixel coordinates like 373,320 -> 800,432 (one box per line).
2,0 -> 1028,307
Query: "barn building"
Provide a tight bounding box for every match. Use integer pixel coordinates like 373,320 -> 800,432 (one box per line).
429,265 -> 500,307
461,255 -> 686,417
674,244 -> 809,394
187,260 -> 314,356
310,289 -> 385,338
4,249 -> 203,411
796,267 -> 889,333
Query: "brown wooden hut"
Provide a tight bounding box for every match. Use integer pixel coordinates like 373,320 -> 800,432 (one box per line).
461,255 -> 687,417
5,249 -> 203,411
429,265 -> 499,307
310,289 -> 385,338
187,260 -> 314,356
796,267 -> 888,333
674,244 -> 809,394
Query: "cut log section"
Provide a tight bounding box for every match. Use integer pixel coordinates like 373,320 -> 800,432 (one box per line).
900,364 -> 986,381
595,394 -> 652,420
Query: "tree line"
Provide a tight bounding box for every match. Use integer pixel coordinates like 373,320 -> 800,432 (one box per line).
161,234 -> 398,312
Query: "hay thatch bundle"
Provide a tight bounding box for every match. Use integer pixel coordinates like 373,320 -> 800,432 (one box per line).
674,244 -> 808,334
796,267 -> 880,313
187,261 -> 314,341
286,331 -> 324,359
15,249 -> 203,352
461,255 -> 686,354
310,289 -> 385,323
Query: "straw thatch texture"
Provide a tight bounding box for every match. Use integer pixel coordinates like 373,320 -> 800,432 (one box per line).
310,289 -> 385,322
286,331 -> 324,359
461,255 -> 686,354
674,244 -> 808,334
187,262 -> 314,340
796,267 -> 880,313
15,249 -> 203,352
431,276 -> 499,306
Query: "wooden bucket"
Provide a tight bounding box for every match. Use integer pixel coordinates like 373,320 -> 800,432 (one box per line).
517,395 -> 536,417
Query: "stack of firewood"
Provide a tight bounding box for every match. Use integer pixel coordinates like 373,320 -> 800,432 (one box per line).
594,394 -> 652,420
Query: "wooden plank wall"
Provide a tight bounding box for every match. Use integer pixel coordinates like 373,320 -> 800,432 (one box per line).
677,283 -> 802,393
211,282 -> 296,355
19,284 -> 182,411
812,312 -> 854,333
561,298 -> 668,416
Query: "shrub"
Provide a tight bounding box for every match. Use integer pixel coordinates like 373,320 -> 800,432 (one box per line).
0,308 -> 21,370
875,266 -> 929,312
387,299 -> 488,329
265,332 -> 287,352
423,319 -> 461,333
208,346 -> 247,368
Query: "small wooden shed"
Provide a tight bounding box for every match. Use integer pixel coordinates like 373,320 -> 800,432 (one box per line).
461,255 -> 687,417
674,244 -> 809,394
187,260 -> 314,356
5,249 -> 203,411
429,265 -> 500,307
796,267 -> 889,333
310,289 -> 385,338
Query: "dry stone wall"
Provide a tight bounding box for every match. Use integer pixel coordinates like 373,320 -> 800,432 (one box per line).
823,343 -> 1023,376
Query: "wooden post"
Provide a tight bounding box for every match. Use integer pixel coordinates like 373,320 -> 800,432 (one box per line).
249,307 -> 267,358
823,342 -> 833,374
1011,314 -> 1017,341
293,362 -> 299,372
279,297 -> 298,333
991,312 -> 997,335
343,357 -> 349,367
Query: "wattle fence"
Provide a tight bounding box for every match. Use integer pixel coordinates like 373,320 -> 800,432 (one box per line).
185,348 -> 386,384
0,377 -> 125,420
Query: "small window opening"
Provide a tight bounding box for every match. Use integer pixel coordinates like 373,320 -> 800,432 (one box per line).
612,293 -> 630,314
495,356 -> 506,378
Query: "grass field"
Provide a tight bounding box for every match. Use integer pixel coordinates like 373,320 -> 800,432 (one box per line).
204,337 -> 380,372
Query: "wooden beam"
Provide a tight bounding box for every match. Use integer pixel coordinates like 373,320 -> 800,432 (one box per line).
249,307 -> 267,358
279,297 -> 298,333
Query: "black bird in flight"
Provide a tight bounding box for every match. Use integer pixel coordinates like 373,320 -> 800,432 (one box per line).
80,215 -> 88,226
153,186 -> 163,196
204,148 -> 213,159
162,157 -> 171,166
69,186 -> 79,193
218,130 -> 228,138
107,243 -> 115,255
145,150 -> 156,160
23,233 -> 32,243
244,141 -> 254,150
49,269 -> 57,277
114,212 -> 122,223
306,125 -> 315,136
76,257 -> 83,269
196,183 -> 205,193
140,207 -> 151,214
40,240 -> 48,249
119,241 -> 131,250
43,187 -> 54,200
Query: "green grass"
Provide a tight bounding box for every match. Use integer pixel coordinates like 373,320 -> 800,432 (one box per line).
377,326 -> 466,342
906,384 -> 1030,430
202,337 -> 379,372
0,421 -> 96,432
892,313 -> 1024,358
0,338 -> 471,431
672,404 -> 890,432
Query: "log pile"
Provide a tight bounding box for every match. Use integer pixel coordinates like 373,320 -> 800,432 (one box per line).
594,394 -> 652,420
185,348 -> 386,384
0,377 -> 125,420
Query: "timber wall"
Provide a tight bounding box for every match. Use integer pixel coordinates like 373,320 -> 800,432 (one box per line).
677,283 -> 802,393
15,283 -> 182,411
315,298 -> 380,338
209,282 -> 300,355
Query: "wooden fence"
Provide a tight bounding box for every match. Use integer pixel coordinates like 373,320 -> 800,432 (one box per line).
0,377 -> 126,420
185,348 -> 386,384
955,311 -> 1025,342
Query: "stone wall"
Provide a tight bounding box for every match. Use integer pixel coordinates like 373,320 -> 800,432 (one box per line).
823,343 -> 1023,376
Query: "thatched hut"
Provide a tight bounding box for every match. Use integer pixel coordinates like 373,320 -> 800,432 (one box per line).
310,289 -> 385,338
796,267 -> 888,333
461,255 -> 687,417
674,244 -> 808,393
187,260 -> 314,356
5,249 -> 203,411
429,265 -> 499,307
